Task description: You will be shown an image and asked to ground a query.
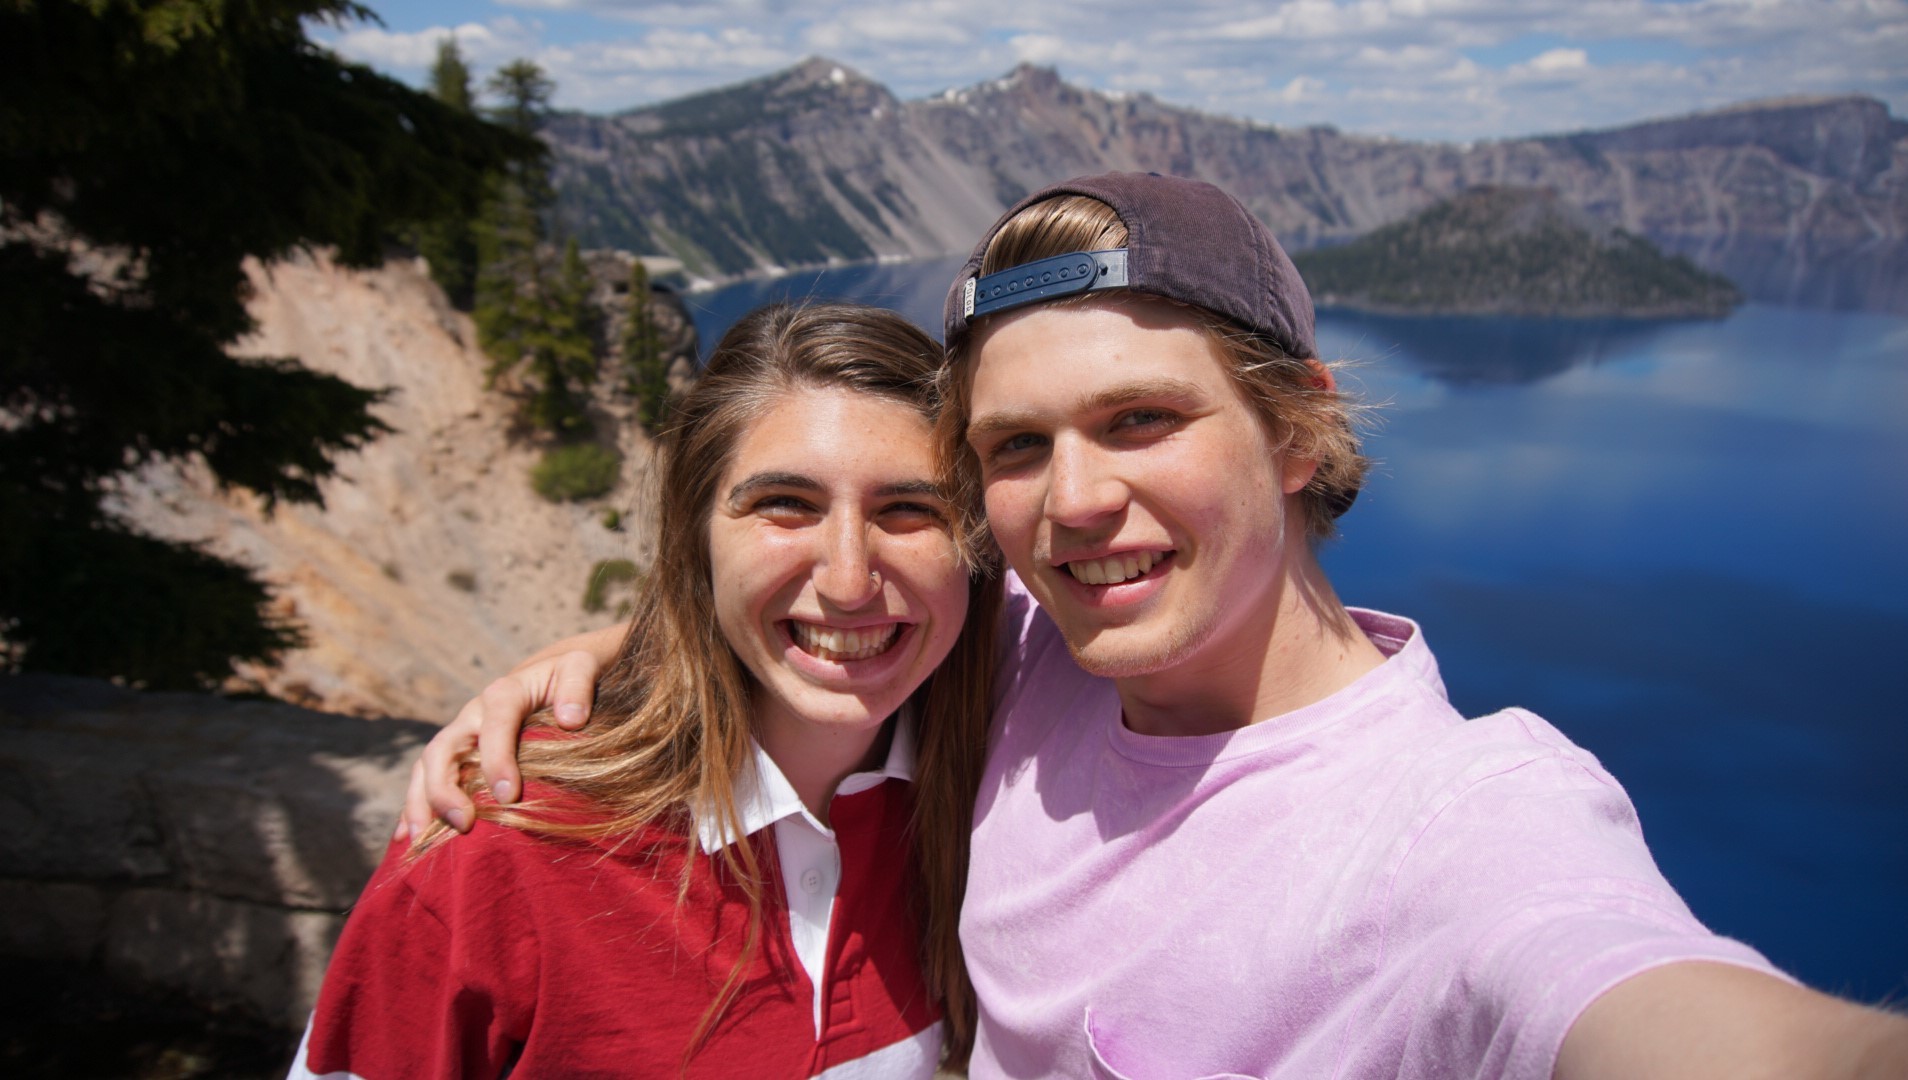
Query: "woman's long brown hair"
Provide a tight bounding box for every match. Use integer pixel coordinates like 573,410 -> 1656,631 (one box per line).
420,302 -> 997,1068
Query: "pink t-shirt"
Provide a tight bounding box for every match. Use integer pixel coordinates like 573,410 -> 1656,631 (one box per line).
963,576 -> 1783,1079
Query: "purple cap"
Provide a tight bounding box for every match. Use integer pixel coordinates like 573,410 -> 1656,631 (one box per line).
942,172 -> 1317,360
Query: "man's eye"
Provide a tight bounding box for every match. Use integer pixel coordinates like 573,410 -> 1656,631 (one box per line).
1115,409 -> 1176,430
996,433 -> 1046,456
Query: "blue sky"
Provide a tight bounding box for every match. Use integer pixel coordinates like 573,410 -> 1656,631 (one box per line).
316,0 -> 1908,141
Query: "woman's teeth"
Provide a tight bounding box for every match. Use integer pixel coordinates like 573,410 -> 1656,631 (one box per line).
789,622 -> 900,661
1066,551 -> 1162,585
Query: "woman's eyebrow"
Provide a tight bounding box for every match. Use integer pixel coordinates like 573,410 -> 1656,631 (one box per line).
877,479 -> 944,500
727,474 -> 944,506
727,471 -> 821,506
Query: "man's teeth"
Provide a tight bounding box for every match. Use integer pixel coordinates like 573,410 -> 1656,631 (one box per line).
1065,551 -> 1161,585
790,622 -> 900,661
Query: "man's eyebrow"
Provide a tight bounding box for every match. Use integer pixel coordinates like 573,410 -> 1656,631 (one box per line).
966,378 -> 1210,438
1081,377 -> 1208,411
727,471 -> 822,506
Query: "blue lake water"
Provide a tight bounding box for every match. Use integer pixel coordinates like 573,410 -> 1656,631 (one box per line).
685,261 -> 1908,1003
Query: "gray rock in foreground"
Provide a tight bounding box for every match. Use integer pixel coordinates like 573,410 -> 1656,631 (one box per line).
0,675 -> 433,1029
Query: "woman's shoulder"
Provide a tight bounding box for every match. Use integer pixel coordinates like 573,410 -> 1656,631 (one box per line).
379,791 -> 690,913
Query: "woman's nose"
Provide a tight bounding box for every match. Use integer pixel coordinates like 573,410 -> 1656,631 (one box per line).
812,520 -> 883,608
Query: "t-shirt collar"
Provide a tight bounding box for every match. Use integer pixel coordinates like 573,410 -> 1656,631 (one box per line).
695,710 -> 916,855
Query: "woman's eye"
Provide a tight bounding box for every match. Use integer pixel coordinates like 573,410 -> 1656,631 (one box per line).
753,495 -> 816,517
880,501 -> 948,530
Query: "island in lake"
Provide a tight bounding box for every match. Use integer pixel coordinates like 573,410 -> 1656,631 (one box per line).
1293,186 -> 1744,318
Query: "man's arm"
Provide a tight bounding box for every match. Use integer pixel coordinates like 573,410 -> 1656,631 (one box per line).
398,622 -> 626,839
1556,962 -> 1908,1080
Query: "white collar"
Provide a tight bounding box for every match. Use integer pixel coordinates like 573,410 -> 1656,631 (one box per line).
694,711 -> 917,855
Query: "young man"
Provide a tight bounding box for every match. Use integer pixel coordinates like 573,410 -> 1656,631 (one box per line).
412,174 -> 1907,1077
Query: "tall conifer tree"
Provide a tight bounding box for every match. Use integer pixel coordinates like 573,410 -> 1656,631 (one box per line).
623,260 -> 671,430
0,0 -> 538,688
414,35 -> 481,307
472,58 -> 595,438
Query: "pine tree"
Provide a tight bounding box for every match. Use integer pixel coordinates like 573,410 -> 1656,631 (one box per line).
413,36 -> 481,308
430,35 -> 474,113
0,0 -> 538,689
524,239 -> 600,437
623,260 -> 672,430
471,59 -> 597,439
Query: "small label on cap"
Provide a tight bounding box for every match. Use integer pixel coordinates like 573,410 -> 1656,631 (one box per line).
963,278 -> 976,318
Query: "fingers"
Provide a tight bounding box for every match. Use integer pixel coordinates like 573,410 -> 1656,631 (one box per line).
400,643 -> 607,840
397,758 -> 429,844
475,677 -> 532,810
421,697 -> 483,833
548,649 -> 600,729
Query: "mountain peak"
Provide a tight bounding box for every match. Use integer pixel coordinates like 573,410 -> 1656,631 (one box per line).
783,56 -> 875,89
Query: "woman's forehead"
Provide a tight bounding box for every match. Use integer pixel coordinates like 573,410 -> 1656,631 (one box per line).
730,385 -> 938,471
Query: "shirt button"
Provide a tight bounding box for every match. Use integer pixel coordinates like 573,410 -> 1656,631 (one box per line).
800,868 -> 823,894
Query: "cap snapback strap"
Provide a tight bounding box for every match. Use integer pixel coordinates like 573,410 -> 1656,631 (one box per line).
963,249 -> 1128,320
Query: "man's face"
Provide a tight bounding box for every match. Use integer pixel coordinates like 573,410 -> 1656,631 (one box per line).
964,295 -> 1317,679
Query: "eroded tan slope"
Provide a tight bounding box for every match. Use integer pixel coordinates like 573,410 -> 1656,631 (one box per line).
110,250 -> 672,722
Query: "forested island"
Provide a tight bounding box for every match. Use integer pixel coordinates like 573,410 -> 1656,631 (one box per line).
1292,186 -> 1744,318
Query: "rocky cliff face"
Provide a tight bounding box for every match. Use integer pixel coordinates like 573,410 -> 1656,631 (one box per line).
547,61 -> 1908,310
108,250 -> 695,723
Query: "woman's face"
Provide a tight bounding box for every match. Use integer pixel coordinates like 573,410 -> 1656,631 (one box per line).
708,385 -> 970,748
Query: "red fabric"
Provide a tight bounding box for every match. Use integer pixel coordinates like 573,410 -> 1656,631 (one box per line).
304,779 -> 938,1078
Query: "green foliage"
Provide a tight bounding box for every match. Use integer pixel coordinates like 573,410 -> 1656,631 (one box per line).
599,508 -> 623,531
413,35 -> 480,307
622,260 -> 672,430
532,443 -> 621,503
487,60 -> 556,140
471,59 -> 601,437
430,35 -> 474,113
580,558 -> 643,615
0,0 -> 539,687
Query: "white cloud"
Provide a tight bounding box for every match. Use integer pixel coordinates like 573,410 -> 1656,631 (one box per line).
327,17 -> 542,70
1276,75 -> 1328,103
1519,47 -> 1590,75
316,0 -> 1908,140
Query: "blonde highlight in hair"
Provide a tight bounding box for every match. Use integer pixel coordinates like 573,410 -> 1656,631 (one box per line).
939,194 -> 1370,543
419,302 -> 996,1068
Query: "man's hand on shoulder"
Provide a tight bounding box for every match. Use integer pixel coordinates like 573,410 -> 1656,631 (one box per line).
397,622 -> 626,841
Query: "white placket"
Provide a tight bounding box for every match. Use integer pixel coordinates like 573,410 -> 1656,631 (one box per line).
772,810 -> 843,1038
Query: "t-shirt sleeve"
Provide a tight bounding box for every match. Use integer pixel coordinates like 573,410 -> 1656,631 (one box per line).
1379,710 -> 1788,1080
289,831 -> 539,1079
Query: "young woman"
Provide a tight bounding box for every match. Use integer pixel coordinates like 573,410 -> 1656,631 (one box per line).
293,303 -> 999,1077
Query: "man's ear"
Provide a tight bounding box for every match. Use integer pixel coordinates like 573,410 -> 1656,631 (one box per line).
1280,359 -> 1335,495
1282,454 -> 1322,495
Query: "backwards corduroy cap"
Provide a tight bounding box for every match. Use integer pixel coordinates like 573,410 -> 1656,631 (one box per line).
941,171 -> 1317,360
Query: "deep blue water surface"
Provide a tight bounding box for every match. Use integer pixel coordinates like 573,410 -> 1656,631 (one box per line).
686,263 -> 1908,1003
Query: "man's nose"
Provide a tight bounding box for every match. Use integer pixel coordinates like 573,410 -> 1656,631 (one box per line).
1044,437 -> 1127,528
